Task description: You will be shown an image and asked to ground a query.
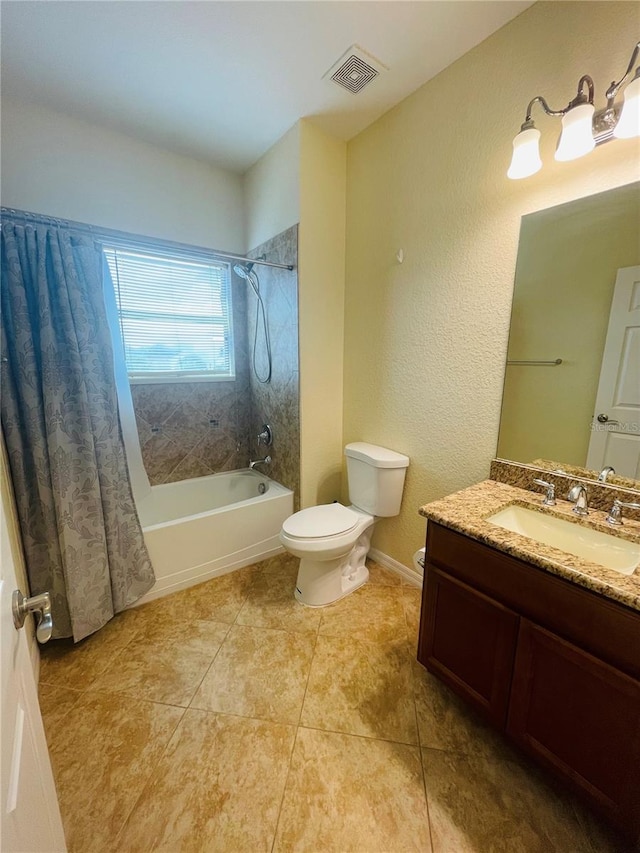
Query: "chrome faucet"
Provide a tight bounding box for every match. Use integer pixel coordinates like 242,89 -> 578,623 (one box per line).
249,455 -> 271,470
533,478 -> 556,506
597,466 -> 616,483
606,498 -> 640,526
568,484 -> 589,517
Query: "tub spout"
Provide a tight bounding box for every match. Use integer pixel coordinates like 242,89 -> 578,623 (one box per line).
249,455 -> 271,470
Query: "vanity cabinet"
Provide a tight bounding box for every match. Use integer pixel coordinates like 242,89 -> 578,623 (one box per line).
417,521 -> 640,840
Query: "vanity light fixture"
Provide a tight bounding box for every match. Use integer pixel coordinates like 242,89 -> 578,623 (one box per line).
508,41 -> 640,179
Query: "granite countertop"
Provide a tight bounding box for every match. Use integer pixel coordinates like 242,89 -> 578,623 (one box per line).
419,479 -> 640,613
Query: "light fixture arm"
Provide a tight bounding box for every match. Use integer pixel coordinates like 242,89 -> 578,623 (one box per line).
605,41 -> 640,107
522,75 -> 594,127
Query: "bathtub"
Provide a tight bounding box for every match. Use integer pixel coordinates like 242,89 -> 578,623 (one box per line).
134,469 -> 293,603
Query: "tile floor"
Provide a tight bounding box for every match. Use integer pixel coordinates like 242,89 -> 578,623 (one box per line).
38,556 -> 630,852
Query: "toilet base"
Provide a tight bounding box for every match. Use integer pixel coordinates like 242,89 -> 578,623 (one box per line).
293,524 -> 374,607
294,560 -> 369,607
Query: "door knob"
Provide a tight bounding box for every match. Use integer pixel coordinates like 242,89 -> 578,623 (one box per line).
596,413 -> 620,425
12,590 -> 53,643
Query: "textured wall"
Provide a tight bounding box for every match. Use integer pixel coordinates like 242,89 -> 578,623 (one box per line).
1,98 -> 244,252
298,121 -> 347,508
247,226 -> 300,502
243,124 -> 300,253
344,1 -> 640,570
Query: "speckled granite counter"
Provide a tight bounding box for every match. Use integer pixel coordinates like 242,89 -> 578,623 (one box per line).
419,480 -> 640,613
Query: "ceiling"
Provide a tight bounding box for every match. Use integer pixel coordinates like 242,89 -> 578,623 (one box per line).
1,1 -> 533,174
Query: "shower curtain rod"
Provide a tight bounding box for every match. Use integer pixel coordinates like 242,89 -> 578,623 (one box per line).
0,207 -> 296,271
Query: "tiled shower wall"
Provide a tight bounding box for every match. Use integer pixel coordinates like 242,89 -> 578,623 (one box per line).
131,225 -> 300,501
247,226 -> 300,501
131,274 -> 251,485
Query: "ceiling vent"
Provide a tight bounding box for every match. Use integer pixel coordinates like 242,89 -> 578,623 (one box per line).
324,45 -> 387,95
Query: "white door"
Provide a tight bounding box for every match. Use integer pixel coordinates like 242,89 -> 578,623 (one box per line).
586,266 -> 640,480
0,460 -> 66,852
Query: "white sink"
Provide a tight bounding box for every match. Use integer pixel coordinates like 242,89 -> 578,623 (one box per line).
487,505 -> 640,576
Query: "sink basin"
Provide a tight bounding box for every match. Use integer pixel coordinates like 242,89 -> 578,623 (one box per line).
487,505 -> 640,576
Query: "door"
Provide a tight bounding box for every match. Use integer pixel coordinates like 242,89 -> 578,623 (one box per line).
0,459 -> 66,851
586,265 -> 640,479
508,620 -> 640,837
418,566 -> 519,727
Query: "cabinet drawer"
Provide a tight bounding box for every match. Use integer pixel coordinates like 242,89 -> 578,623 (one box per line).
418,567 -> 519,727
427,522 -> 640,679
508,620 -> 640,835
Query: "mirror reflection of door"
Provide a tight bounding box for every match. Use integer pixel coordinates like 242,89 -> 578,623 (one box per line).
586,266 -> 640,479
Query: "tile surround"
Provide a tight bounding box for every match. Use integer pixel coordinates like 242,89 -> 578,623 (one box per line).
131,225 -> 300,500
39,554 -> 626,852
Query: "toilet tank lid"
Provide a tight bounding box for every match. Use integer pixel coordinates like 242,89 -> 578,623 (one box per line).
345,442 -> 409,469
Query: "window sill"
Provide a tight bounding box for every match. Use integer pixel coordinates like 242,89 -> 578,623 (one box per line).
128,374 -> 236,385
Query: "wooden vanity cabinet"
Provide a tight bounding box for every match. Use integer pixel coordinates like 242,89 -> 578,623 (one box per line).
417,521 -> 640,840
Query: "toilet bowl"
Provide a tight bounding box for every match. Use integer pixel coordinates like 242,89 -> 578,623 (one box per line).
280,442 -> 409,607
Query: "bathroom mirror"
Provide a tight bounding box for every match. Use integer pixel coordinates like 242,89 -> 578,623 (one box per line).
496,182 -> 640,488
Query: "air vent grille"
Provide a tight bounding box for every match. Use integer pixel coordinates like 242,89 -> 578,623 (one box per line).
331,54 -> 379,94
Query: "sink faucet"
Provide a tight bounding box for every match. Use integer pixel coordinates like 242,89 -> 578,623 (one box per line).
606,498 -> 640,526
249,455 -> 271,470
597,466 -> 616,483
568,484 -> 588,517
533,478 -> 556,506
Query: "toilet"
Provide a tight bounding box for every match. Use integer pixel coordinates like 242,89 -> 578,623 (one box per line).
280,442 -> 409,606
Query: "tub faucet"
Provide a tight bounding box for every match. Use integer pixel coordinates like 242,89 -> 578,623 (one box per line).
249,455 -> 271,470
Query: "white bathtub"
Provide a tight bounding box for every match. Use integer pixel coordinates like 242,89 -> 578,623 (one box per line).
134,469 -> 293,603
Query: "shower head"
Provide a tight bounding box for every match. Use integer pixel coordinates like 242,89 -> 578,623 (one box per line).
233,262 -> 255,280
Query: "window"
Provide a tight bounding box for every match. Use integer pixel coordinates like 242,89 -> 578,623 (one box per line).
103,245 -> 234,382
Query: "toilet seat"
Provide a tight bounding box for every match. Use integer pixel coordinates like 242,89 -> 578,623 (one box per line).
282,504 -> 359,540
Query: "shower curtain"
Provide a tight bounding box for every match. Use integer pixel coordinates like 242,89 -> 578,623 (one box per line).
0,220 -> 154,641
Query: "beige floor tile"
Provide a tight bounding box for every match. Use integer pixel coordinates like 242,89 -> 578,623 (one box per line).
422,748 -> 594,853
301,634 -> 418,744
414,663 -> 517,762
191,624 -> 316,724
132,565 -> 259,626
366,558 -> 402,586
117,709 -> 296,852
255,552 -> 299,578
236,570 -> 322,634
38,683 -> 83,745
318,583 -> 407,644
402,586 -> 423,647
570,795 -> 636,853
274,727 -> 432,852
47,691 -> 184,853
91,619 -> 230,707
39,610 -> 143,691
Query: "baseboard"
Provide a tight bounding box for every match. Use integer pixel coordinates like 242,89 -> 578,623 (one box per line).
368,547 -> 423,588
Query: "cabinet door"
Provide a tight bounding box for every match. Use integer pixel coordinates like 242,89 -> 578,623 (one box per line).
418,567 -> 519,727
508,620 -> 640,836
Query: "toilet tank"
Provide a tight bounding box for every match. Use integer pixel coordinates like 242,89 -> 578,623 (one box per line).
345,442 -> 410,517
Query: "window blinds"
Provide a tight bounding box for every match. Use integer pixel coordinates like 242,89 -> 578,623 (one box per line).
103,246 -> 234,381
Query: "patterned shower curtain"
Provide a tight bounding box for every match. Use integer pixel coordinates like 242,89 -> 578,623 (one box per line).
1,220 -> 154,641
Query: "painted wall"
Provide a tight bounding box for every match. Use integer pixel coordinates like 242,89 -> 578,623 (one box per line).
298,120 -> 347,507
1,98 -> 244,251
344,1 -> 640,571
498,183 -> 640,467
243,124 -> 300,252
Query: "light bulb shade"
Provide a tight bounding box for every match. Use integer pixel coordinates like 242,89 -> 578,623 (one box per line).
555,103 -> 595,161
507,126 -> 542,179
613,73 -> 640,139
